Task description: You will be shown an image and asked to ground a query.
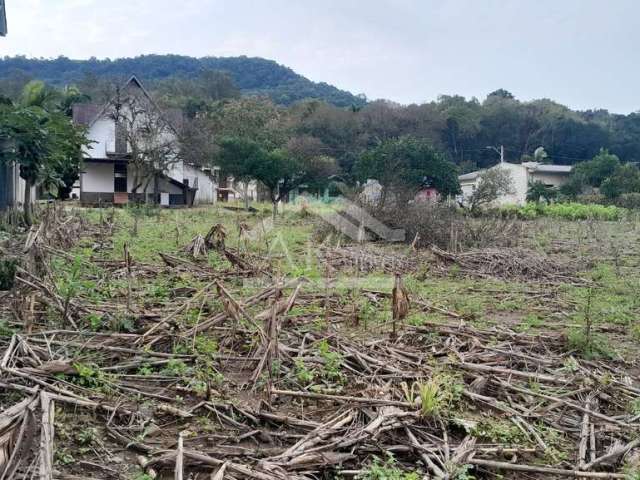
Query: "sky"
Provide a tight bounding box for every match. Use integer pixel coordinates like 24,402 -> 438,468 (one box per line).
1,0 -> 638,113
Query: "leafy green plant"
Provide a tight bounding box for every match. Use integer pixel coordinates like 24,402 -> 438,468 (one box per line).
0,319 -> 15,337
294,358 -> 316,385
501,202 -> 626,221
471,419 -> 528,444
357,454 -> 420,480
72,362 -> 113,392
317,339 -> 344,382
194,335 -> 218,355
162,359 -> 189,376
629,398 -> 640,416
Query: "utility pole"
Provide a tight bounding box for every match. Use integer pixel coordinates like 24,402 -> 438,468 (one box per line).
486,145 -> 505,164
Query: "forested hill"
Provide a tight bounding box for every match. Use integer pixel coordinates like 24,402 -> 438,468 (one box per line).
0,54 -> 366,108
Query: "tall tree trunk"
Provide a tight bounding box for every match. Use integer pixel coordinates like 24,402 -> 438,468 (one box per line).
272,198 -> 278,221
23,178 -> 33,227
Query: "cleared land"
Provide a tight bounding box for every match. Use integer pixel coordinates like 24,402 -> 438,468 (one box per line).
0,202 -> 639,479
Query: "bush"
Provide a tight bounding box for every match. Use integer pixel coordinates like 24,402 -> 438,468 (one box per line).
500,202 -> 626,221
375,203 -> 522,251
615,192 -> 640,210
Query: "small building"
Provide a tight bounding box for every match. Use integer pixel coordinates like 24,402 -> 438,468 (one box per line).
458,161 -> 572,206
72,75 -> 215,207
414,187 -> 438,203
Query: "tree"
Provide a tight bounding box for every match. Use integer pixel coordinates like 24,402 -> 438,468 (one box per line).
487,89 -> 515,100
600,164 -> 640,199
468,167 -> 515,211
253,148 -> 337,219
354,136 -> 460,207
0,106 -> 49,224
0,104 -> 87,224
526,180 -> 557,203
106,83 -> 180,201
572,149 -> 621,188
217,136 -> 265,209
533,146 -> 549,163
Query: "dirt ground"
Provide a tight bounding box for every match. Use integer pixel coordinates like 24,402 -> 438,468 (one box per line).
1,203 -> 639,479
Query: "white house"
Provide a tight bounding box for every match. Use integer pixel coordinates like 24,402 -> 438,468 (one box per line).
72,75 -> 217,207
459,161 -> 572,206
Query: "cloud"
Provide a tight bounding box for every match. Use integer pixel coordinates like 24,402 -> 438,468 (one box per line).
1,0 -> 638,113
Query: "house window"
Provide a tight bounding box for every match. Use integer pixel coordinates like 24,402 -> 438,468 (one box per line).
114,162 -> 127,193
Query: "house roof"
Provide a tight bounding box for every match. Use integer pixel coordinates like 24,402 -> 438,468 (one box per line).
71,75 -> 183,132
522,162 -> 572,173
72,103 -> 103,126
459,161 -> 572,182
458,171 -> 482,181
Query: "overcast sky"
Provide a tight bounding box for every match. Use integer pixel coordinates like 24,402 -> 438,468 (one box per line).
1,0 -> 638,113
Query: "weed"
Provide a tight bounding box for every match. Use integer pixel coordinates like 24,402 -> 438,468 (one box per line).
129,471 -> 155,480
162,359 -> 189,376
55,448 -> 75,465
357,454 -> 420,480
77,427 -> 97,445
408,373 -> 463,417
294,358 -> 316,385
567,328 -> 613,359
0,319 -> 15,337
72,362 -> 113,393
194,335 -> 218,355
317,339 -> 344,383
471,419 -> 528,444
629,398 -> 640,416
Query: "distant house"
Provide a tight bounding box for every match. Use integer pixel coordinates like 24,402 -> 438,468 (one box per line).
414,187 -> 438,203
72,75 -> 216,207
459,161 -> 572,206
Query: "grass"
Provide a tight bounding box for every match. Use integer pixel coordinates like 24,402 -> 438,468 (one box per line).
73,201 -> 640,361
13,200 -> 640,477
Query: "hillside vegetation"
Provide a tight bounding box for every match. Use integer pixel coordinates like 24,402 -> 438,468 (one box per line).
0,54 -> 367,107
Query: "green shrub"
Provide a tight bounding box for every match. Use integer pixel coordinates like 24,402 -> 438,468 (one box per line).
500,202 -> 626,221
357,455 -> 420,480
616,192 -> 640,210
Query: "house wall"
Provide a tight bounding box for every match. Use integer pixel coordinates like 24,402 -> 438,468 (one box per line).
83,163 -> 114,192
85,118 -> 115,159
125,166 -> 183,194
497,163 -> 528,206
460,181 -> 475,201
529,171 -> 570,187
184,165 -> 217,204
459,163 -> 530,206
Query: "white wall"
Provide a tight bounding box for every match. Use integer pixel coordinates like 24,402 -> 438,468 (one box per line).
82,163 -> 114,192
497,163 -> 528,206
184,165 -> 217,204
459,163 -> 530,206
85,118 -> 115,159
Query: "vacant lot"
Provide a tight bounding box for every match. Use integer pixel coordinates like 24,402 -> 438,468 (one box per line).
1,202 -> 639,479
